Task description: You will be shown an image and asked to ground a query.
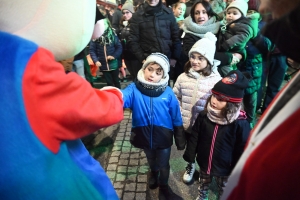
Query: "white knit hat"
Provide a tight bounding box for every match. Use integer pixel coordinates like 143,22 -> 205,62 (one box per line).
226,0 -> 249,16
98,0 -> 118,8
189,32 -> 217,65
142,53 -> 169,79
122,0 -> 135,13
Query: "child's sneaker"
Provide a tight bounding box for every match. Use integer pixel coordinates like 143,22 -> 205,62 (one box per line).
182,162 -> 195,183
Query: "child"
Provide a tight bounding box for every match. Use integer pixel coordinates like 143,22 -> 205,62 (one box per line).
172,1 -> 186,22
122,53 -> 186,199
183,70 -> 251,200
173,32 -> 222,183
217,0 -> 259,76
89,18 -> 122,88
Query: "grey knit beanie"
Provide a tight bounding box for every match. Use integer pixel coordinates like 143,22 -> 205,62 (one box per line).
122,0 -> 135,13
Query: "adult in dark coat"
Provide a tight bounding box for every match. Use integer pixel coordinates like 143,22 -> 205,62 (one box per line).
128,0 -> 181,69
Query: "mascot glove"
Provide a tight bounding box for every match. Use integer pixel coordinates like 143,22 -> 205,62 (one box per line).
100,86 -> 123,99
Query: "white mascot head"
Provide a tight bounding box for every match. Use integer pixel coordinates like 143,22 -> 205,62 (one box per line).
0,0 -> 100,61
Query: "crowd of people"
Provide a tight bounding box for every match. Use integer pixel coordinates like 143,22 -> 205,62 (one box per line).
65,0 -> 296,199
1,0 -> 299,199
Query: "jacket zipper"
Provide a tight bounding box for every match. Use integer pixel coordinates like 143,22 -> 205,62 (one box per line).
207,124 -> 219,174
104,45 -> 110,70
150,98 -> 153,149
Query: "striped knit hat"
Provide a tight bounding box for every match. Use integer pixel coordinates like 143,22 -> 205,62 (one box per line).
212,70 -> 250,102
142,53 -> 169,79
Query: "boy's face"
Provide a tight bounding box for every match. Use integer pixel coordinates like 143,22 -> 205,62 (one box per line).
226,7 -> 242,23
143,63 -> 164,83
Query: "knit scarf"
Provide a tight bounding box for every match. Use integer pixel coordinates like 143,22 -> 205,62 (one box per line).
144,0 -> 162,15
182,15 -> 221,38
135,69 -> 168,97
207,102 -> 241,125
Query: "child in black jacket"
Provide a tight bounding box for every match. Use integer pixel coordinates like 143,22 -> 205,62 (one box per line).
183,70 -> 251,200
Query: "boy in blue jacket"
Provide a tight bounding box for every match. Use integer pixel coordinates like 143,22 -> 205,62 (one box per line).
122,53 -> 185,200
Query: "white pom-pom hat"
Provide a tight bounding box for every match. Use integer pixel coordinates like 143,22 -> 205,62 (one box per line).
226,0 -> 249,17
189,32 -> 217,65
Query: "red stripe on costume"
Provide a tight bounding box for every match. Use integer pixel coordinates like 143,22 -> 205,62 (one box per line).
23,47 -> 123,153
227,109 -> 300,200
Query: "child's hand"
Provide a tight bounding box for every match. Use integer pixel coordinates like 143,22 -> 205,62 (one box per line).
107,56 -> 115,60
95,61 -> 102,67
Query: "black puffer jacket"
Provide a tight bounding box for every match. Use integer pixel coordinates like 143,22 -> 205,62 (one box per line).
118,24 -> 137,61
183,110 -> 251,176
128,2 -> 181,62
217,13 -> 259,60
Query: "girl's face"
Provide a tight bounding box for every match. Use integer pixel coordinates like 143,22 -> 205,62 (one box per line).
226,8 -> 242,23
194,3 -> 209,25
210,94 -> 227,110
189,52 -> 208,72
173,3 -> 186,18
143,63 -> 164,83
122,9 -> 132,21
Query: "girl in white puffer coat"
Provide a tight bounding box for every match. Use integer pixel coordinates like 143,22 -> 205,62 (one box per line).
173,32 -> 222,184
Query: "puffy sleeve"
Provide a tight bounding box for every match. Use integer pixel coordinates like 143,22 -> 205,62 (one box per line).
23,47 -> 124,153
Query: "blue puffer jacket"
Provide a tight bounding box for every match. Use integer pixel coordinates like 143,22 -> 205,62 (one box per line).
122,83 -> 185,150
89,34 -> 122,71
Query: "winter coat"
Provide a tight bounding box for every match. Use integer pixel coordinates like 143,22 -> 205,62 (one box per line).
183,110 -> 251,176
0,32 -> 123,200
122,82 -> 185,150
173,60 -> 222,132
217,13 -> 260,60
128,2 -> 181,62
237,20 -> 272,95
118,24 -> 137,61
182,16 -> 220,56
89,34 -> 122,71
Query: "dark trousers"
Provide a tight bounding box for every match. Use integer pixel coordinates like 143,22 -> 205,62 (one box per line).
198,170 -> 228,199
143,147 -> 171,185
124,59 -> 142,81
243,91 -> 257,124
102,69 -> 120,89
257,55 -> 287,112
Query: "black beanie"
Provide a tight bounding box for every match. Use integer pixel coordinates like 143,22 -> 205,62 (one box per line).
211,70 -> 250,102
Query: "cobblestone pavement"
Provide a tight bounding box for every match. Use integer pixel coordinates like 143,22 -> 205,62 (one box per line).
100,109 -> 220,200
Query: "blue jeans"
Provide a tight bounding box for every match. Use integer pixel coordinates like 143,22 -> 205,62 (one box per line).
73,59 -> 85,79
144,147 -> 171,185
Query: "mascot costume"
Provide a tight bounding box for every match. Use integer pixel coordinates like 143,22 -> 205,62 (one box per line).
0,0 -> 122,199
